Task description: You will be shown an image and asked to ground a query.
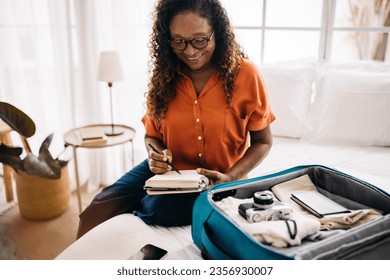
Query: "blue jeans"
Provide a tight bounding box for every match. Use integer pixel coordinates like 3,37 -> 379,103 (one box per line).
77,159 -> 199,238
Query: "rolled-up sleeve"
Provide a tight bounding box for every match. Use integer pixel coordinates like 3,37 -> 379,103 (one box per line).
142,114 -> 163,140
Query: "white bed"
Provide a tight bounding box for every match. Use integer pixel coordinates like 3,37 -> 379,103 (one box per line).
56,59 -> 390,260
56,137 -> 390,260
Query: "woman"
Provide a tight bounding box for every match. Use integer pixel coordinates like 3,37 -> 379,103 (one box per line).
77,0 -> 275,239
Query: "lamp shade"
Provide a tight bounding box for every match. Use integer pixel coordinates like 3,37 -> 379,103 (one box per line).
97,51 -> 124,82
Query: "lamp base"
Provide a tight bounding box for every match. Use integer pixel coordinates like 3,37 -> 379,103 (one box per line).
105,130 -> 124,137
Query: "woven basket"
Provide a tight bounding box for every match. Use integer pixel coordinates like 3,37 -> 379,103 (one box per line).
15,165 -> 71,220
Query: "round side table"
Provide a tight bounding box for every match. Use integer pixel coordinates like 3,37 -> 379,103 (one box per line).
64,124 -> 136,213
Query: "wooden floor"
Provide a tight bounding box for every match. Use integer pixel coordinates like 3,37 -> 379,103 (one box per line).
0,186 -> 100,260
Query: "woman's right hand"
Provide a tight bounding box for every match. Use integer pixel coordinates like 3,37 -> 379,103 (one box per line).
148,148 -> 173,174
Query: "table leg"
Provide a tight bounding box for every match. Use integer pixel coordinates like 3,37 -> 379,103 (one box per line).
3,165 -> 13,202
121,145 -> 126,173
72,146 -> 82,213
131,140 -> 134,167
2,132 -> 14,202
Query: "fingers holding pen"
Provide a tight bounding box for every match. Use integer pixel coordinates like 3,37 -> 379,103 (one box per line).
162,149 -> 173,163
148,148 -> 172,174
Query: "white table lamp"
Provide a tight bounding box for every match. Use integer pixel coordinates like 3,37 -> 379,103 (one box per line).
98,51 -> 124,136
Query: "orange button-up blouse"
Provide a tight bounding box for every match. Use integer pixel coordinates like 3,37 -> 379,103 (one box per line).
142,58 -> 275,173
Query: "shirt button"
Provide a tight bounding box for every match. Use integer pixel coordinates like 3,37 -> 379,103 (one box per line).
198,153 -> 202,157
198,136 -> 202,140
196,118 -> 200,122
194,100 -> 198,104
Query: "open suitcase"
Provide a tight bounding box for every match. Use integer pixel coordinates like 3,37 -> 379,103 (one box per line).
191,165 -> 390,260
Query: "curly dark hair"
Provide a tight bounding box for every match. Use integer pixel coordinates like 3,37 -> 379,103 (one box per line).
146,0 -> 247,121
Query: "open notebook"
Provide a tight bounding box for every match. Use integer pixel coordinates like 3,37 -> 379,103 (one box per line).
144,170 -> 209,195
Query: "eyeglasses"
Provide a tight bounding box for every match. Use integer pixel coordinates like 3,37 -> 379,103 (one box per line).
169,30 -> 214,51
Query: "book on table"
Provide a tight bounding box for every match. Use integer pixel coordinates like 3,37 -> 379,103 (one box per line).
144,170 -> 209,195
76,127 -> 107,146
79,126 -> 106,140
290,190 -> 351,218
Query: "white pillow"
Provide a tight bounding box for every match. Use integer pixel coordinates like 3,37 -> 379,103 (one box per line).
302,69 -> 390,146
318,60 -> 390,74
260,62 -> 317,138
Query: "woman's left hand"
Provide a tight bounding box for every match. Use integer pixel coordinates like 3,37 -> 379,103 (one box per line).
196,168 -> 233,186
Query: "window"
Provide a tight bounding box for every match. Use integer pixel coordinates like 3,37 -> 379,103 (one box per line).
332,0 -> 390,61
222,0 -> 390,64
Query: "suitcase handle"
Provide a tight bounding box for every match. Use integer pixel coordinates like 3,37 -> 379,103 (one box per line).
200,211 -> 233,260
200,218 -> 233,260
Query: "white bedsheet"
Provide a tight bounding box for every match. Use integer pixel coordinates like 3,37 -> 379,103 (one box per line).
56,137 -> 390,260
56,214 -> 200,260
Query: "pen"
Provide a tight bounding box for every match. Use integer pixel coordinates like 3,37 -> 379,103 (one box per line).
148,143 -> 182,175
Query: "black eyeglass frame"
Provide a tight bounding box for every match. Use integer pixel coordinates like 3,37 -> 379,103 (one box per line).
169,30 -> 215,51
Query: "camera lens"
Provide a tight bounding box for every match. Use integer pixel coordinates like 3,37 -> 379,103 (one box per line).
253,191 -> 274,209
252,213 -> 261,222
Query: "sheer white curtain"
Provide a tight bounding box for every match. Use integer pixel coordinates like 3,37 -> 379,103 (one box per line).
0,0 -> 74,155
0,0 -> 153,192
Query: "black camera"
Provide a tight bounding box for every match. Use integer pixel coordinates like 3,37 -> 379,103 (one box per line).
238,191 -> 292,223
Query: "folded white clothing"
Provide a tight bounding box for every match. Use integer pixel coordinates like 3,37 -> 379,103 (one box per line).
319,209 -> 382,230
215,197 -> 320,248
